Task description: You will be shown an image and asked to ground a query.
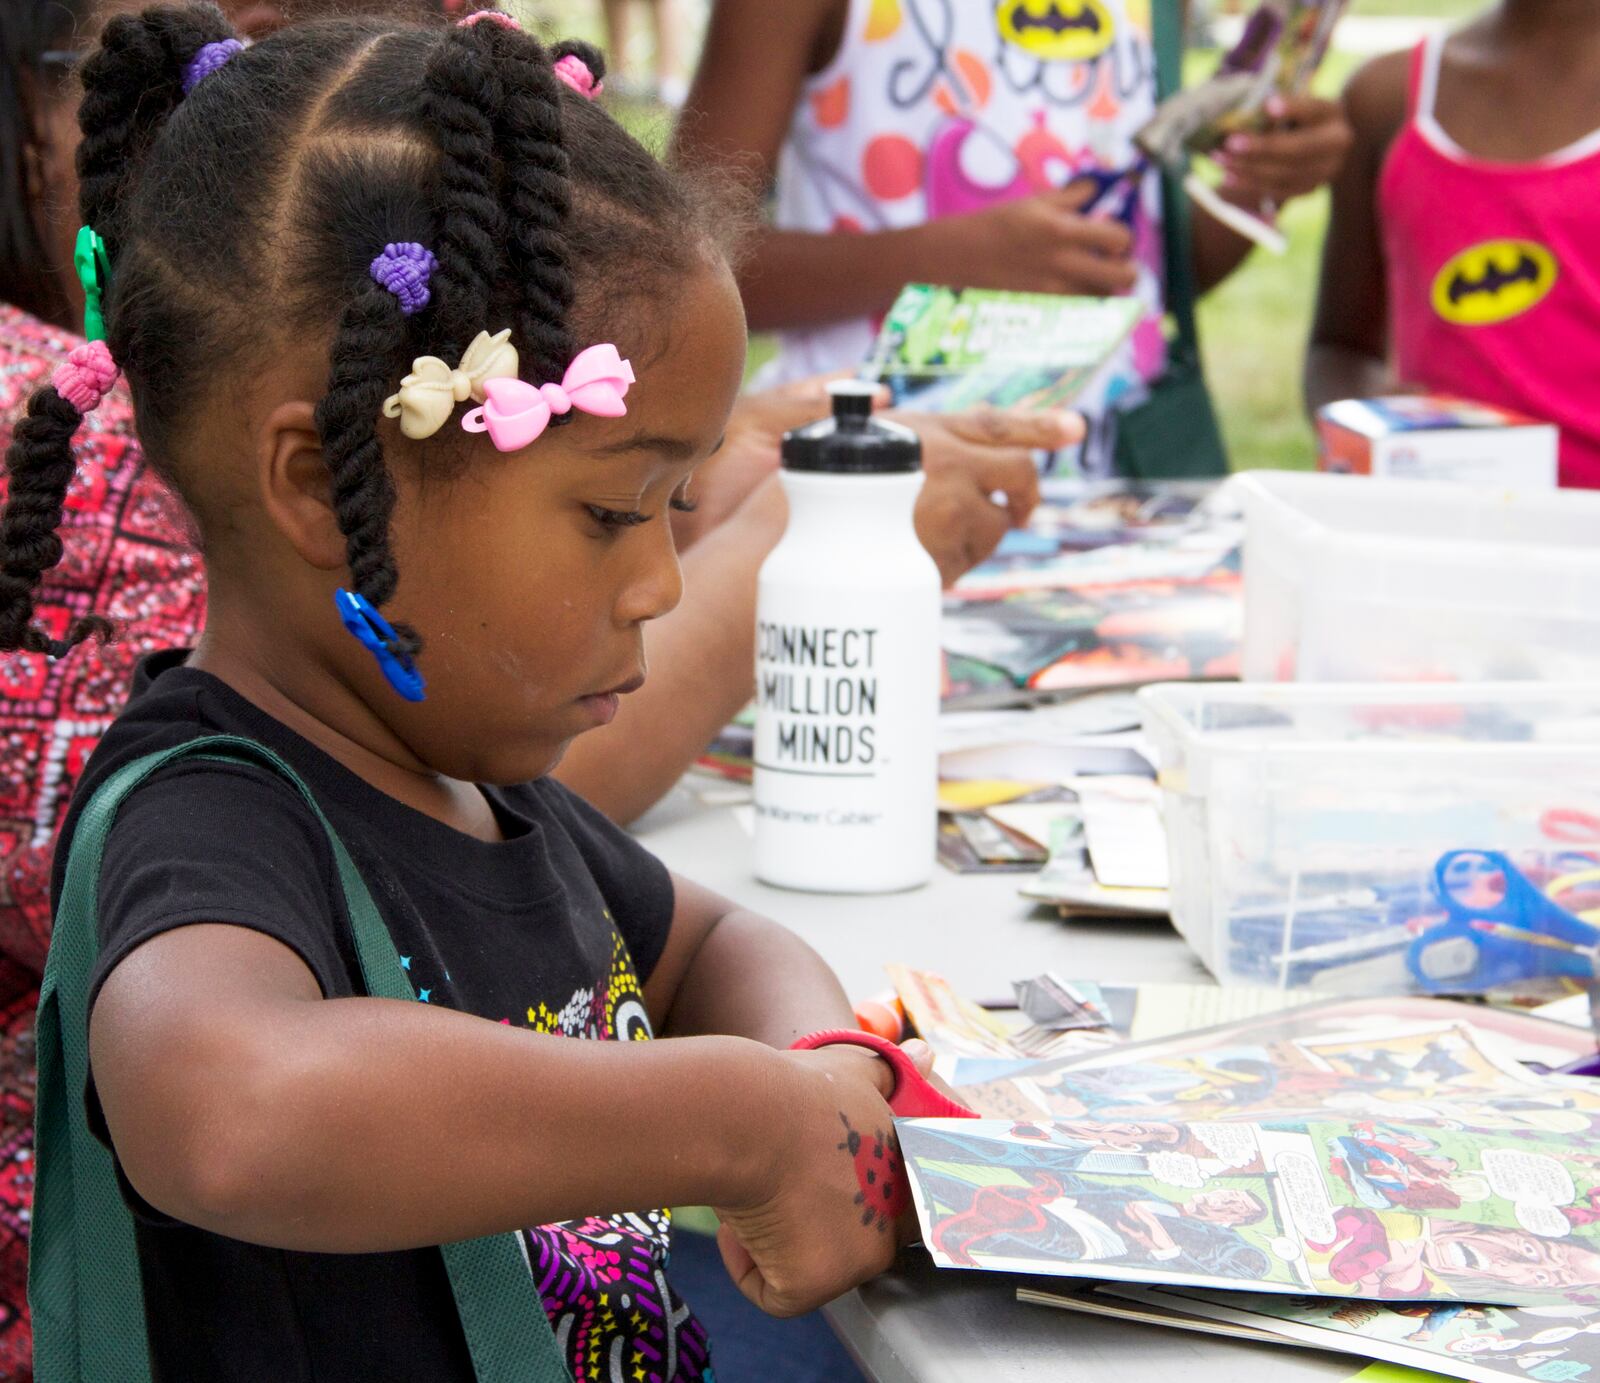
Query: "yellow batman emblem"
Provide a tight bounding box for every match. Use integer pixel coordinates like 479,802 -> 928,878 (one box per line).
997,0 -> 1115,61
1431,239 -> 1557,327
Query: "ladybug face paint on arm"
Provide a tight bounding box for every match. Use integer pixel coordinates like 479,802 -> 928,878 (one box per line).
838,1112 -> 910,1231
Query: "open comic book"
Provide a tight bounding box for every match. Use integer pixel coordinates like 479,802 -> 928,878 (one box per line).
901,998 -> 1600,1307
902,1116 -> 1600,1306
862,285 -> 1143,415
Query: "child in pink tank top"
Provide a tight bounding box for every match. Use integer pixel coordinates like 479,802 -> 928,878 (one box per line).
1307,2 -> 1600,488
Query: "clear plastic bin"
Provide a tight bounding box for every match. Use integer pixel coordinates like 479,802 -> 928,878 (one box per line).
1138,681 -> 1600,994
1232,470 -> 1600,683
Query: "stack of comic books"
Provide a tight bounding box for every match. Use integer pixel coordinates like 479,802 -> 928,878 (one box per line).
941,482 -> 1243,708
901,996 -> 1600,1382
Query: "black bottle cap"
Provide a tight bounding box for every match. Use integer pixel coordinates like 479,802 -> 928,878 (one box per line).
781,381 -> 922,474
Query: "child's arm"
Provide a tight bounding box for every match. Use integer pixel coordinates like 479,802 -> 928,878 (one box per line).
1305,53 -> 1411,413
673,0 -> 1136,332
90,922 -> 906,1313
643,873 -> 857,1046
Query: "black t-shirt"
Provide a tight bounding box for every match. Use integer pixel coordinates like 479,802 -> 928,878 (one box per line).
53,651 -> 714,1383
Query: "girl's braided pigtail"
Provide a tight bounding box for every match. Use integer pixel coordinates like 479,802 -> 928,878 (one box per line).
420,20 -> 509,362
76,3 -> 239,256
485,27 -> 586,386
0,346 -> 120,654
0,5 -> 239,657
315,263 -> 421,682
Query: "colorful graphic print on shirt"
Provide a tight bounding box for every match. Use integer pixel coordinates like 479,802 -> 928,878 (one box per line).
1430,238 -> 1559,327
406,929 -> 713,1383
771,0 -> 1167,409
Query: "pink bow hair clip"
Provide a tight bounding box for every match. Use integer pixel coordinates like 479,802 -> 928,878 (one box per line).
462,344 -> 634,452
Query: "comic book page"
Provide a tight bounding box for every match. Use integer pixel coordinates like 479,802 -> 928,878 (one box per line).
862,285 -> 1143,414
959,999 -> 1600,1134
956,1022 -> 1600,1133
902,1116 -> 1600,1305
889,971 -> 1327,1081
1115,1285 -> 1600,1383
1058,995 -> 1596,1076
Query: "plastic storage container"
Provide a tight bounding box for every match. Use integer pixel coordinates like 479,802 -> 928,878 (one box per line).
1233,470 -> 1600,683
1138,681 -> 1600,994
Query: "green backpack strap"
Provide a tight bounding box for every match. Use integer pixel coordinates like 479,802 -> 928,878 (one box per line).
1152,0 -> 1202,367
32,733 -> 573,1383
1114,0 -> 1232,480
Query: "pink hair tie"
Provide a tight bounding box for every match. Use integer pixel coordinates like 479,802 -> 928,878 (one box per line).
553,54 -> 602,99
462,343 -> 633,452
52,340 -> 119,415
456,9 -> 520,29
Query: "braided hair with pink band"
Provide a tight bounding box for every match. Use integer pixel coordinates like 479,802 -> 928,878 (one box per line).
455,10 -> 519,30
50,341 -> 120,414
553,54 -> 602,99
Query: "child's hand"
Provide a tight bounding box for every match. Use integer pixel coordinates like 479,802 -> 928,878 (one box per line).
713,1043 -> 913,1317
928,185 -> 1139,297
1213,94 -> 1354,206
898,408 -> 1083,584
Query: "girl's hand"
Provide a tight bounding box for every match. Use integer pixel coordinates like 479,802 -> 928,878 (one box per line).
713,1044 -> 913,1317
925,185 -> 1139,297
900,408 -> 1082,584
1214,94 -> 1354,206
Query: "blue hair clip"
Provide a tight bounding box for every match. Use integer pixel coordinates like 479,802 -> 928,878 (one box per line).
334,589 -> 426,702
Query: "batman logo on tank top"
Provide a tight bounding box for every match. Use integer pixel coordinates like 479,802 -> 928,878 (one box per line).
1431,239 -> 1559,327
996,0 -> 1116,61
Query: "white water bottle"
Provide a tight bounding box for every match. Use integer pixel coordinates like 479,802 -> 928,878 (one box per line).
753,382 -> 941,893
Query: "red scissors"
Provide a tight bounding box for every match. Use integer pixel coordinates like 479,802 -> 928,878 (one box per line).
790,1029 -> 977,1120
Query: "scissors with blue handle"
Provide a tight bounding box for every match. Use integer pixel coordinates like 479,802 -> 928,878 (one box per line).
1406,850 -> 1600,992
1069,159 -> 1147,229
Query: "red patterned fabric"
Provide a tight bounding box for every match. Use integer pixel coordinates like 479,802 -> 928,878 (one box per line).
0,302 -> 206,1382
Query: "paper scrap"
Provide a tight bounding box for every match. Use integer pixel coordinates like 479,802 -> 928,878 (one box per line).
987,801 -> 1082,851
1013,974 -> 1112,1031
938,779 -> 1049,812
888,965 -> 1021,1062
1077,776 -> 1169,890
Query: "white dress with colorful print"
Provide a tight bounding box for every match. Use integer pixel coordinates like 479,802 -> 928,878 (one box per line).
767,0 -> 1167,408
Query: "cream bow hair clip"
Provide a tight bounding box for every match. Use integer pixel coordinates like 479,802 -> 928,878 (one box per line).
382,329 -> 520,440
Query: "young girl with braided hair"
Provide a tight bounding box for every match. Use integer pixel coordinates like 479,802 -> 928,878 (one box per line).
0,7 -> 938,1379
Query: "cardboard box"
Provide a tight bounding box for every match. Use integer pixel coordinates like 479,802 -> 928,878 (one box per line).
1315,395 -> 1558,488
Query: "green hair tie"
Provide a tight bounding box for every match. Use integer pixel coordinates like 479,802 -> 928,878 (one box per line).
74,225 -> 111,343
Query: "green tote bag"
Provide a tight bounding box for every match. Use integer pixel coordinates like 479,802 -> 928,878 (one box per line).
30,733 -> 573,1383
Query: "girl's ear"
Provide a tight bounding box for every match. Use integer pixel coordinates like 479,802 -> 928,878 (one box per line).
256,399 -> 348,571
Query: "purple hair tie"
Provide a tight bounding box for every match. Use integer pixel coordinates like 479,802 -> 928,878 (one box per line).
370,243 -> 439,316
181,39 -> 244,95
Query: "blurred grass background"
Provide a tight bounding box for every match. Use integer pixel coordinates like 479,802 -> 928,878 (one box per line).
528,0 -> 1482,470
